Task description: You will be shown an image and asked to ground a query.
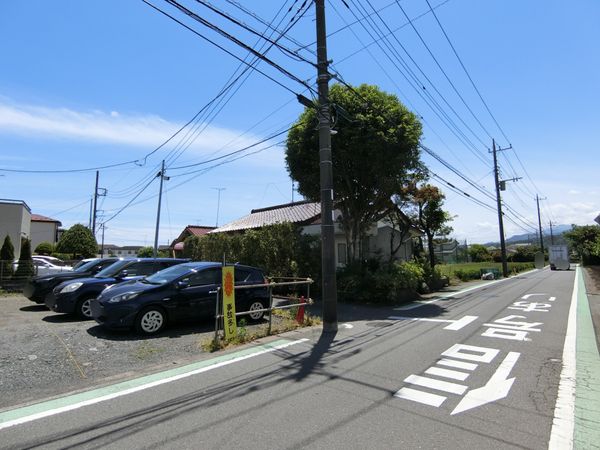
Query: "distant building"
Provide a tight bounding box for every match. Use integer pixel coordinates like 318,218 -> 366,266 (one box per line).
170,225 -> 217,255
101,245 -> 143,257
30,214 -> 62,251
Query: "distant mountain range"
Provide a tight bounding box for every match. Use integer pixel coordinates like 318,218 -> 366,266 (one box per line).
484,224 -> 572,246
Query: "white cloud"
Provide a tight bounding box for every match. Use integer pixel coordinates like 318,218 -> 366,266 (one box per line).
0,98 -> 261,156
568,189 -> 581,195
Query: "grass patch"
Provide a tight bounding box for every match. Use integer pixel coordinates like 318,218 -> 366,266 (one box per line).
200,312 -> 321,352
437,262 -> 535,282
132,342 -> 165,360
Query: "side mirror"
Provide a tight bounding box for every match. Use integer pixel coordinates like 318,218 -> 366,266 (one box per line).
176,279 -> 190,289
117,269 -> 129,279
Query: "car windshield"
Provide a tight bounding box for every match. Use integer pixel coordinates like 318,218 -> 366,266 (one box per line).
73,259 -> 99,272
95,260 -> 130,278
143,264 -> 194,285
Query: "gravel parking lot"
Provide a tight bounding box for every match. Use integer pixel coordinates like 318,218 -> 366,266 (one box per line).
0,294 -> 282,411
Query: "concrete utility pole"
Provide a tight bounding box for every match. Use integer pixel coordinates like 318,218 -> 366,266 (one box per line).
491,140 -> 509,278
535,194 -> 546,254
549,220 -> 555,245
153,160 -> 169,258
212,187 -> 226,227
92,171 -> 99,236
315,0 -> 338,332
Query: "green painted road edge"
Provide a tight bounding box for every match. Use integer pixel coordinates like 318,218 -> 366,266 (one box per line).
0,338 -> 296,426
575,267 -> 600,449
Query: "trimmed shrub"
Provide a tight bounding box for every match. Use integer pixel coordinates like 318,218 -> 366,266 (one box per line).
14,239 -> 34,279
1,235 -> 15,278
34,241 -> 55,256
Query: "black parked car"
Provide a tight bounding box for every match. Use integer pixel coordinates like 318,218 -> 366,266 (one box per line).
23,258 -> 119,304
46,258 -> 188,319
91,262 -> 269,335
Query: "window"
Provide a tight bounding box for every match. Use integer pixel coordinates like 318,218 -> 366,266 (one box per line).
337,243 -> 347,265
126,262 -> 159,276
188,268 -> 220,286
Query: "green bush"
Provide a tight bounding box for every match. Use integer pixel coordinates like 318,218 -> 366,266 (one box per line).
1,235 -> 15,278
34,241 -> 55,255
183,223 -> 321,283
337,260 -> 424,304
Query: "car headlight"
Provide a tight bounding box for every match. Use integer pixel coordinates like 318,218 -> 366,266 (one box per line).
108,292 -> 139,303
60,282 -> 83,294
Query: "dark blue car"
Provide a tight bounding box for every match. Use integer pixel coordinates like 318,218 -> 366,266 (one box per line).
90,262 -> 269,335
46,258 -> 188,319
24,258 -> 119,304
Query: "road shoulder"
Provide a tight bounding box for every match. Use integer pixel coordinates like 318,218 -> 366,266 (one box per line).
576,266 -> 600,448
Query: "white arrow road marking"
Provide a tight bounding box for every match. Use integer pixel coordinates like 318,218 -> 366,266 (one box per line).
451,351 -> 520,415
387,315 -> 478,331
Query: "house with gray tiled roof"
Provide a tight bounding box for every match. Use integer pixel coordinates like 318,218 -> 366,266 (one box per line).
210,201 -> 321,233
211,200 -> 420,266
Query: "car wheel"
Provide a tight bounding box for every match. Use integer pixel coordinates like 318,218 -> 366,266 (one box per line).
77,297 -> 95,319
247,299 -> 267,322
135,307 -> 166,335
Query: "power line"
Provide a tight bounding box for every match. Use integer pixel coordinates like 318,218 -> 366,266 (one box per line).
143,0 -> 307,96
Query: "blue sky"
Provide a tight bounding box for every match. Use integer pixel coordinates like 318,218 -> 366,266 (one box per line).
1,0 -> 598,246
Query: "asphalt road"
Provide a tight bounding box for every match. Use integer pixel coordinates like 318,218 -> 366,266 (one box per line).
0,267 -> 590,449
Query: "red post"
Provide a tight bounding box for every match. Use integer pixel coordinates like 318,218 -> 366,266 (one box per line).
296,296 -> 306,324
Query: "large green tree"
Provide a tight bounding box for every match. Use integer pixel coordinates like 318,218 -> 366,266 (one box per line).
56,224 -> 98,259
1,234 -> 15,278
286,83 -> 423,263
564,224 -> 600,265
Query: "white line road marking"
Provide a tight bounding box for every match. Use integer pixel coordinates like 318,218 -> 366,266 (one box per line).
443,315 -> 478,330
404,375 -> 468,395
441,344 -> 499,363
387,315 -> 478,331
394,387 -> 446,407
548,268 -> 578,449
0,338 -> 309,431
451,352 -> 520,415
549,296 -> 556,302
425,367 -> 470,381
437,359 -> 478,371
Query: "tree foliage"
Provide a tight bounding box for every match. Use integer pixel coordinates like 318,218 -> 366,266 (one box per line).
15,238 -> 34,279
564,224 -> 600,265
183,223 -> 320,280
1,234 -> 15,278
136,246 -> 169,258
469,244 -> 492,262
56,224 -> 98,259
406,184 -> 453,269
34,241 -> 55,255
286,83 -> 423,262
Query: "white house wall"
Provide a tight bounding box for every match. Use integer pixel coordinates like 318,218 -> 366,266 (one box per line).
0,202 -> 31,257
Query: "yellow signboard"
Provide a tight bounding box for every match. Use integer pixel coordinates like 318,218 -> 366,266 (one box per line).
222,266 -> 237,340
